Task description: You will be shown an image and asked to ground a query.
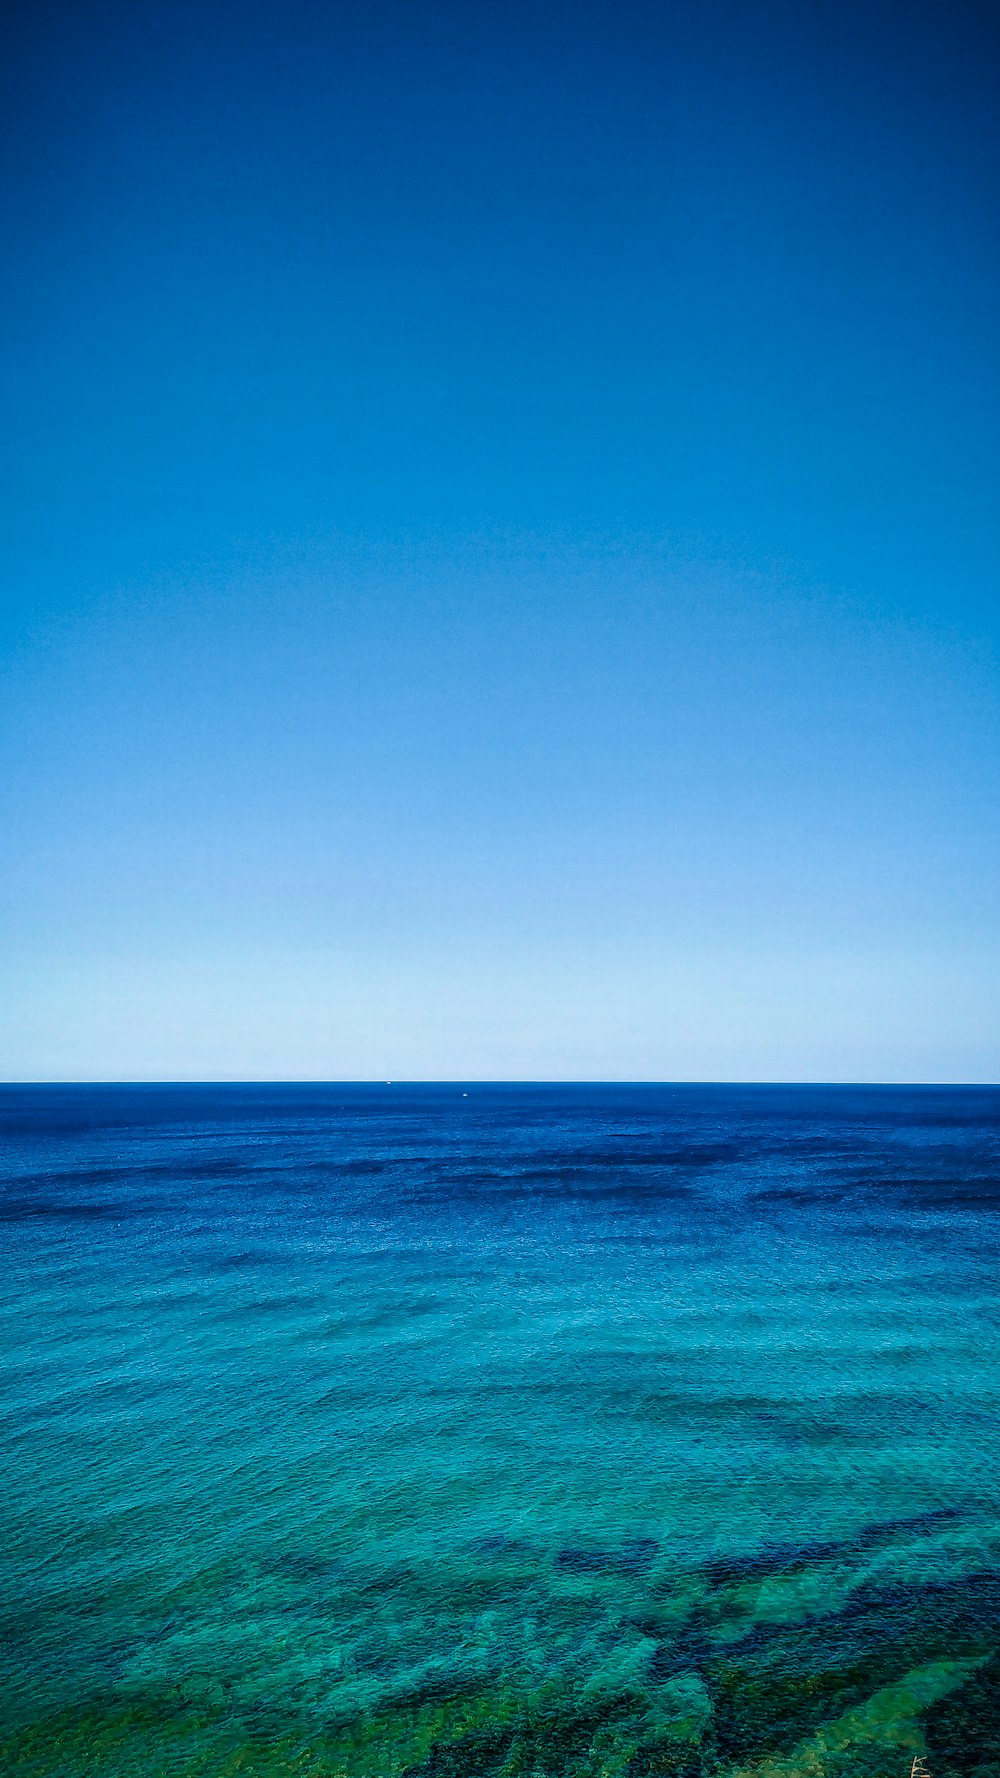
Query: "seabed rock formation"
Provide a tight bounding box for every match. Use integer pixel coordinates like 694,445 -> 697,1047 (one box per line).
4,1512 -> 1000,1778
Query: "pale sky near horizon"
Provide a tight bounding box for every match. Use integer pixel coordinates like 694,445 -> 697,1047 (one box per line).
1,0 -> 998,1080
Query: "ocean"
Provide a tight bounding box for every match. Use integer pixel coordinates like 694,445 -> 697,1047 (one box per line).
1,1083 -> 998,1778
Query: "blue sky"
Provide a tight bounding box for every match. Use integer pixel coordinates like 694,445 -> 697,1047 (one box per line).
1,0 -> 998,1079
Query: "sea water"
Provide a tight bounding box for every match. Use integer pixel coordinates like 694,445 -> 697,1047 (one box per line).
1,1083 -> 998,1777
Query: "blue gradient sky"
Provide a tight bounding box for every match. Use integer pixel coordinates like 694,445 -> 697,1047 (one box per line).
1,0 -> 998,1080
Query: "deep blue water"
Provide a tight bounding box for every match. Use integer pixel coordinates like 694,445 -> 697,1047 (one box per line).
2,1083 -> 999,1778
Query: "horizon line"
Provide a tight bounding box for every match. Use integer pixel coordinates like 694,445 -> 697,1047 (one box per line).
2,1079 -> 998,1091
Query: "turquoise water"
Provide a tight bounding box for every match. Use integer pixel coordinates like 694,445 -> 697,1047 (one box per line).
2,1084 -> 999,1777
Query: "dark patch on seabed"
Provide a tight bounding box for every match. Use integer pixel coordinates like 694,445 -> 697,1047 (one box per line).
2,1083 -> 1000,1776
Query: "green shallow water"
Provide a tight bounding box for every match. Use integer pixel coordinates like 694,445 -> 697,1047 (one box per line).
2,1084 -> 999,1777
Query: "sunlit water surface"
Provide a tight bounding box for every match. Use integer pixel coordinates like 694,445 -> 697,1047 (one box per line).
2,1084 -> 999,1777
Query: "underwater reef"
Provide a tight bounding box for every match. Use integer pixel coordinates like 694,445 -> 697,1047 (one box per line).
4,1508 -> 1000,1778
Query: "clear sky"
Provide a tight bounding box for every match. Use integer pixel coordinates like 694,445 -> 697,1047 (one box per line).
1,0 -> 998,1081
